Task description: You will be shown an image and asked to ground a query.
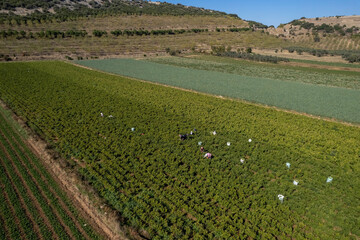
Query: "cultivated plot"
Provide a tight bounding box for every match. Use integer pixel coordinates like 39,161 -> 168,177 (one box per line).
75,58 -> 360,124
0,61 -> 359,239
0,107 -> 102,240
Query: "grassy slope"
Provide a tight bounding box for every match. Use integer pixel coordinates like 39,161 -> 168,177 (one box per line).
0,61 -> 359,238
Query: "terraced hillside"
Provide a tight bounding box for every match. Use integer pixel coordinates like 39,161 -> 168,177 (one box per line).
0,13 -> 288,61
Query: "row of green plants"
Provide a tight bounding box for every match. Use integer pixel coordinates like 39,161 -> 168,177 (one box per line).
108,28 -> 207,37
0,131 -> 70,239
0,27 -> 252,39
285,46 -> 360,63
210,45 -> 289,63
214,50 -> 289,63
0,108 -> 101,239
0,29 -> 87,39
0,153 -> 40,239
0,61 -> 359,239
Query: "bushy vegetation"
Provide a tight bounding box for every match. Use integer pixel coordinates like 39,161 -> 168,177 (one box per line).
211,47 -> 289,63
0,29 -> 87,39
110,28 -> 207,37
285,46 -> 360,63
247,20 -> 268,29
289,20 -> 359,36
0,0 -> 237,25
0,61 -> 359,239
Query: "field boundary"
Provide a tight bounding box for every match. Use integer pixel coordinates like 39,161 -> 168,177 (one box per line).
71,61 -> 360,128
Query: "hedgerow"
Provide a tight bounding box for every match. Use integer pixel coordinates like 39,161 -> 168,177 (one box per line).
285,46 -> 360,63
214,50 -> 289,63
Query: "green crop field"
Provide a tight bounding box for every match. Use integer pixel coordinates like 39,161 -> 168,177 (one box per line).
148,55 -> 360,88
0,106 -> 102,239
0,61 -> 359,239
75,58 -> 360,124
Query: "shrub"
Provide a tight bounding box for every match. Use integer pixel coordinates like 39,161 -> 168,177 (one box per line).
93,30 -> 107,37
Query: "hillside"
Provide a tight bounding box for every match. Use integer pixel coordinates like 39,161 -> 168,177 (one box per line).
1,1 -> 359,62
267,15 -> 360,51
0,0 -> 236,22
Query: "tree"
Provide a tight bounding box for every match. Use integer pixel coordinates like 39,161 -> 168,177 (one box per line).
246,47 -> 252,53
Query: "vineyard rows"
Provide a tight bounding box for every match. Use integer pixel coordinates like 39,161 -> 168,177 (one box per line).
0,61 -> 359,239
0,107 -> 102,240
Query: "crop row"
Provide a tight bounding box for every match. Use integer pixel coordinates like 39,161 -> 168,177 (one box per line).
0,27 -> 252,39
0,61 -> 359,239
0,108 -> 102,240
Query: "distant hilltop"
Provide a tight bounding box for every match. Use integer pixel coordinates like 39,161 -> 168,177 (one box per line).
0,0 -> 239,19
268,15 -> 360,39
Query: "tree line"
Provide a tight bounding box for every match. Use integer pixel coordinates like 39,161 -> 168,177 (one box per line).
212,46 -> 289,63
0,27 -> 254,39
285,46 -> 360,63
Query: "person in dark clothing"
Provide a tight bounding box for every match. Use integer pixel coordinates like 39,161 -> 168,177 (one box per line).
179,134 -> 187,140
